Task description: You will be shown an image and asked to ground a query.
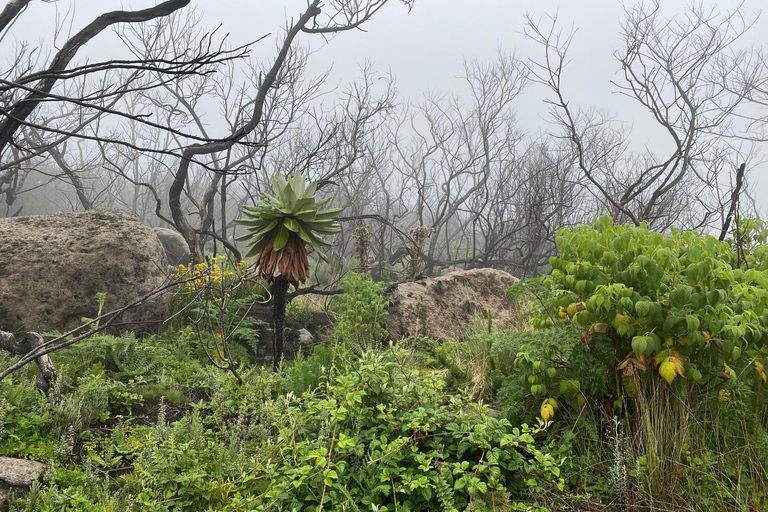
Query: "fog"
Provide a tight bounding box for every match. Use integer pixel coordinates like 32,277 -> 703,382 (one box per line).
2,0 -> 767,278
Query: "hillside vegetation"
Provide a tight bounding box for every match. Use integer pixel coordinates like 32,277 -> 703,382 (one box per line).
1,216 -> 767,511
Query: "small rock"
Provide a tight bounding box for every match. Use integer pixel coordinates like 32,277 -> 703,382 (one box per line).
0,457 -> 47,487
153,227 -> 192,267
0,457 -> 46,509
298,329 -> 314,347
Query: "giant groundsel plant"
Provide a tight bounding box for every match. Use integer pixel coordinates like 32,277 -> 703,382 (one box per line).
235,172 -> 341,368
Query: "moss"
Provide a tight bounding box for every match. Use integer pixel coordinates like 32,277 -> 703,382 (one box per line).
138,383 -> 186,405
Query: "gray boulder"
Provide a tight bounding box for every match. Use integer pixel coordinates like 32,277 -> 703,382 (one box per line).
0,457 -> 46,487
0,209 -> 170,334
386,268 -> 520,342
0,457 -> 47,509
153,227 -> 191,267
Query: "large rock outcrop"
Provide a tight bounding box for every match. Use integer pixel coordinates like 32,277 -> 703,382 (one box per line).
0,209 -> 170,334
386,268 -> 520,342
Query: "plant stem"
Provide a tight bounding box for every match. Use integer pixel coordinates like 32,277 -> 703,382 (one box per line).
271,276 -> 290,370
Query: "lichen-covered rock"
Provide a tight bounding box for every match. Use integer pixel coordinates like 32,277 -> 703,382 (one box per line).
386,268 -> 520,342
0,457 -> 46,487
153,227 -> 191,267
0,457 -> 47,509
0,209 -> 170,334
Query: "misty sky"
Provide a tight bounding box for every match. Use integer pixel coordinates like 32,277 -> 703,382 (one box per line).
6,0 -> 768,214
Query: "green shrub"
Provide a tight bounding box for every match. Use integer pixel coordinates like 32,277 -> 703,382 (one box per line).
506,215 -> 768,509
258,347 -> 564,511
331,272 -> 389,348
511,216 -> 768,414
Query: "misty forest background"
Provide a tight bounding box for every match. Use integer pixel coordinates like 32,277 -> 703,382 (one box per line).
2,0 -> 766,278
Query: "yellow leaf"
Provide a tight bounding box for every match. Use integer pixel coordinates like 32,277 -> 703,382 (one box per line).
659,360 -> 677,384
718,389 -> 731,404
657,354 -> 684,384
670,355 -> 685,375
654,349 -> 671,367
724,363 -> 737,380
611,313 -> 631,328
753,361 -> 767,384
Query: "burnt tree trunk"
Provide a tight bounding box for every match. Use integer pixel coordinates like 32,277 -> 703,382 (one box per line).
719,162 -> 747,242
0,330 -> 57,391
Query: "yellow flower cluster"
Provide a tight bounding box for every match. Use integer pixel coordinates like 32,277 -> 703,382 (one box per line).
171,255 -> 244,292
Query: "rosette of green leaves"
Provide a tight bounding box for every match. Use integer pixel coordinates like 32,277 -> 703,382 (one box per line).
235,173 -> 342,261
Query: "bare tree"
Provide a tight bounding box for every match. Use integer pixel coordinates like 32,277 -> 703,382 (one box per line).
524,1 -> 765,231
158,0 -> 413,264
0,0 -> 248,216
389,51 -> 529,273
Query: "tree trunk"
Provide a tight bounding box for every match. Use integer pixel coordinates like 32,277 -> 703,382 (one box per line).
719,162 -> 746,242
271,276 -> 290,370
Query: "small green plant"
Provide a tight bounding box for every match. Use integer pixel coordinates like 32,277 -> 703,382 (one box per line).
280,343 -> 336,397
331,272 -> 389,349
286,299 -> 312,328
105,335 -> 157,379
80,292 -> 107,329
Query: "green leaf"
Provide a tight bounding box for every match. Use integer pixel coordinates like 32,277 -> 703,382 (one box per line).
663,315 -> 681,333
685,314 -> 700,333
271,174 -> 288,202
245,219 -> 280,240
243,237 -> 268,258
283,218 -> 300,233
284,181 -> 297,210
292,172 -> 306,196
273,225 -> 290,251
632,336 -> 649,357
635,300 -> 652,318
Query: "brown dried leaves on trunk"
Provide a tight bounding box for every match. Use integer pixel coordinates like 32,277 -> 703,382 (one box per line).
256,232 -> 309,287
